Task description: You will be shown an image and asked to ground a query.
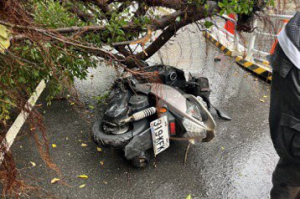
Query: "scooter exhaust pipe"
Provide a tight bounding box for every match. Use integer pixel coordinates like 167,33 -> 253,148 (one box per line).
122,107 -> 156,123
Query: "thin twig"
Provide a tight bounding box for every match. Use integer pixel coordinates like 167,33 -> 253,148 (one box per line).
184,142 -> 191,165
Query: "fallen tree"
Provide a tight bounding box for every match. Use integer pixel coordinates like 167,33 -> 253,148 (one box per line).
0,0 -> 275,126
0,0 -> 276,126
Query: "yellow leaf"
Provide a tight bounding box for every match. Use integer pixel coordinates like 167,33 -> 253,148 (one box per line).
263,95 -> 268,98
100,161 -> 104,166
186,194 -> 192,199
221,147 -> 225,151
51,178 -> 60,184
97,147 -> 102,152
0,25 -> 10,53
30,161 -> 36,167
260,99 -> 265,103
52,144 -> 57,148
78,175 -> 88,179
81,143 -> 87,147
79,184 -> 86,188
0,25 -> 8,38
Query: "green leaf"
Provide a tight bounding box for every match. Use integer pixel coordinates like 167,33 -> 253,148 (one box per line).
204,21 -> 214,29
219,10 -> 225,16
18,77 -> 26,83
33,70 -> 39,77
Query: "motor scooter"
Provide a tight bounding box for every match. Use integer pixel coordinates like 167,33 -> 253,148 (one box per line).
92,65 -> 231,167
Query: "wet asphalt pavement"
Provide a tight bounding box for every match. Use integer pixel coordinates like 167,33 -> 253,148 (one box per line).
11,25 -> 278,199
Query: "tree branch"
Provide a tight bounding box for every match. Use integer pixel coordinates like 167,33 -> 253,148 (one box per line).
134,1 -> 219,61
110,0 -> 184,10
133,2 -> 148,18
2,8 -> 181,38
68,5 -> 94,23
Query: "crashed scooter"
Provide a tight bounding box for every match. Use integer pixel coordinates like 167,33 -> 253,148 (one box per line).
92,65 -> 231,167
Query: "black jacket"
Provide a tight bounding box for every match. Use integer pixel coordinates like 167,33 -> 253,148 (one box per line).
269,44 -> 300,163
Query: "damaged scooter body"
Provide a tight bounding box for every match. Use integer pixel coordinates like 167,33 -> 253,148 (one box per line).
124,83 -> 217,160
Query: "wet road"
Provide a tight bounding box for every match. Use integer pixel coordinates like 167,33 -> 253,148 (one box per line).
11,25 -> 278,199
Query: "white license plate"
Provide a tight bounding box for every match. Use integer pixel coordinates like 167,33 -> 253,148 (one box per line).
150,115 -> 170,156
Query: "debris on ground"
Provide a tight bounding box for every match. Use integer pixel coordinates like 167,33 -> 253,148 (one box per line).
30,161 -> 36,167
78,175 -> 88,179
214,56 -> 222,62
79,184 -> 86,188
51,178 -> 60,184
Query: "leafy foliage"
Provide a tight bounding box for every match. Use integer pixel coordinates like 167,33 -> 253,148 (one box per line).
218,0 -> 274,15
33,0 -> 85,28
0,0 -> 97,124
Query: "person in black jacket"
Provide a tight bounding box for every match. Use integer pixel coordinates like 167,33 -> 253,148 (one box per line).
269,12 -> 300,199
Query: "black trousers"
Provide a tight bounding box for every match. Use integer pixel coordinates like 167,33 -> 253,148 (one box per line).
269,45 -> 300,199
271,158 -> 300,199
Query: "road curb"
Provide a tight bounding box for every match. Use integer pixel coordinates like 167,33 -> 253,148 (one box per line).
235,56 -> 272,82
204,32 -> 232,56
254,58 -> 270,66
204,31 -> 272,82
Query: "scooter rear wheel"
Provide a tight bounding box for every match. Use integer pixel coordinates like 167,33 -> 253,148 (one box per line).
92,120 -> 133,149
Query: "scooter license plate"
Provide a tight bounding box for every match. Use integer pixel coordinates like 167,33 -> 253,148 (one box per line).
150,115 -> 170,156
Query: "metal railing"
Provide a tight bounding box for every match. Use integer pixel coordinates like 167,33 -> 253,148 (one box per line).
244,14 -> 293,62
216,13 -> 294,63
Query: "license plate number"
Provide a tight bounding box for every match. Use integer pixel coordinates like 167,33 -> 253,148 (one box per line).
150,116 -> 170,156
